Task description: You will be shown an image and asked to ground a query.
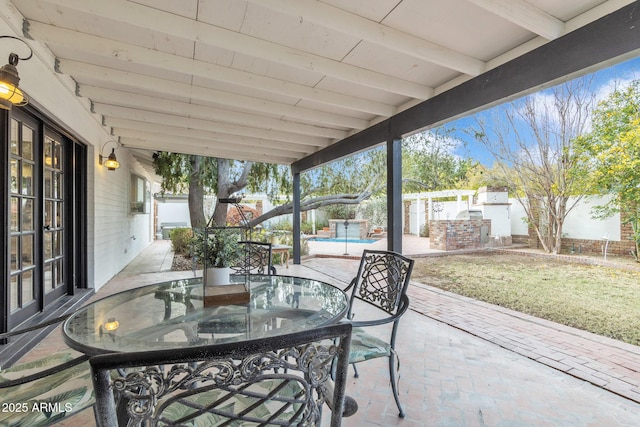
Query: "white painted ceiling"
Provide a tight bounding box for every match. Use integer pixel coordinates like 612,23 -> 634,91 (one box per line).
10,0 -> 635,165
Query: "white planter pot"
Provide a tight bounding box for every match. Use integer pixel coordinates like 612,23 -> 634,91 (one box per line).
204,267 -> 232,286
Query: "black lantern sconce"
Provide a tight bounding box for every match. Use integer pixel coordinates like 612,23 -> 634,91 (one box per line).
98,140 -> 121,171
0,36 -> 33,110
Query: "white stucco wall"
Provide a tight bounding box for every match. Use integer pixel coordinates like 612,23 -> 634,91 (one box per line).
510,200 -> 529,236
157,199 -> 192,230
478,205 -> 511,237
510,196 -> 621,241
563,195 -> 621,241
93,154 -> 156,288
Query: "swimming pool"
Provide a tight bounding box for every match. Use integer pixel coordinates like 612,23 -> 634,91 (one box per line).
307,237 -> 379,244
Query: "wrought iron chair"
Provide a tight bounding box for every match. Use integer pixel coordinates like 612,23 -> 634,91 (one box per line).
91,323 -> 353,426
0,315 -> 94,426
343,249 -> 414,418
231,241 -> 277,275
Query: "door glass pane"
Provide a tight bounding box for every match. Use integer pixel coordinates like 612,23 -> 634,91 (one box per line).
44,263 -> 52,291
53,141 -> 62,171
22,199 -> 33,231
10,275 -> 19,311
10,119 -> 18,155
56,201 -> 63,228
44,231 -> 52,260
10,159 -> 19,193
56,260 -> 63,288
45,200 -> 53,230
44,170 -> 52,198
21,235 -> 34,267
54,231 -> 62,257
21,270 -> 34,305
22,163 -> 33,196
11,197 -> 19,231
22,125 -> 34,160
54,173 -> 61,198
10,236 -> 18,271
56,260 -> 64,285
44,137 -> 52,167
22,125 -> 34,161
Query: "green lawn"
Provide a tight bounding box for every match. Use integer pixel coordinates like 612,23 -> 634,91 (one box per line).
411,253 -> 640,346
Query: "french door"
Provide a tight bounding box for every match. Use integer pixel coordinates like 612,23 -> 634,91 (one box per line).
5,108 -> 86,329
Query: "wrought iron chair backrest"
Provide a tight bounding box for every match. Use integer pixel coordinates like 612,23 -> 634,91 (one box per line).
91,323 -> 353,427
348,250 -> 414,317
231,241 -> 275,275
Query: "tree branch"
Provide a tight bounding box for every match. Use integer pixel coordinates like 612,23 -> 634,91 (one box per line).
246,187 -> 381,228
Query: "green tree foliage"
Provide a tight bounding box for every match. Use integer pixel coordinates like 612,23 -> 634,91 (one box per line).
459,163 -> 511,190
574,80 -> 640,260
402,129 -> 474,192
301,147 -> 387,197
152,152 -> 217,194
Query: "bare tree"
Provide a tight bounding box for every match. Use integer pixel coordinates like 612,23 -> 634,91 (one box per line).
474,79 -> 595,253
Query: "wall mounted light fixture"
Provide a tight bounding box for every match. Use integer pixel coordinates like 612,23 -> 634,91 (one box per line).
98,140 -> 121,171
0,36 -> 32,110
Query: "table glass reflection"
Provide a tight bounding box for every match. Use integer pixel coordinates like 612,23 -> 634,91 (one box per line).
63,275 -> 348,355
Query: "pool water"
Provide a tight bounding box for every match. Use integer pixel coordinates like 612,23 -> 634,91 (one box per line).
308,237 -> 378,244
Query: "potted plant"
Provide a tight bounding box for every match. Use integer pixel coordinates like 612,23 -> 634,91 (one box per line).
193,228 -> 242,286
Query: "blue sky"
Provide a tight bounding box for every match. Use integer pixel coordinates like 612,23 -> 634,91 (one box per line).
443,56 -> 640,166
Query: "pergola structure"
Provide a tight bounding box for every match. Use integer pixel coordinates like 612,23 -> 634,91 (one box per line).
4,0 -> 640,264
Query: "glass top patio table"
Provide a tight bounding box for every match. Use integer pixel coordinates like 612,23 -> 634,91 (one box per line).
62,275 -> 349,355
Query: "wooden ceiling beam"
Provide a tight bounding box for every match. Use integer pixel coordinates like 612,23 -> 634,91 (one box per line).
25,21 -> 401,115
115,128 -> 311,158
106,118 -> 320,154
81,86 -> 348,139
467,0 -> 564,40
32,0 -> 434,98
94,104 -> 331,147
247,0 -> 486,76
62,60 -> 375,127
120,137 -> 298,164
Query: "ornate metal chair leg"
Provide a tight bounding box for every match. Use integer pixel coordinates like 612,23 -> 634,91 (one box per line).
389,352 -> 405,418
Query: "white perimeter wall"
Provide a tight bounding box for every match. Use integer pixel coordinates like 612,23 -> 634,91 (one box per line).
510,195 -> 621,241
156,195 -> 295,231
407,199 -> 470,235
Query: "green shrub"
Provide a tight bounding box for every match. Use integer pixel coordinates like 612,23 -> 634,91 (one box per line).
191,229 -> 243,268
301,221 -> 314,235
169,227 -> 193,255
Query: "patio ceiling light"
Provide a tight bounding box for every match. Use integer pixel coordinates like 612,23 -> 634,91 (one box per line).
99,140 -> 121,171
0,36 -> 32,110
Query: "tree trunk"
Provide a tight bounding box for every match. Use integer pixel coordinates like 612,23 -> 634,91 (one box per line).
212,159 -> 231,226
211,159 -> 255,227
188,156 -> 206,229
